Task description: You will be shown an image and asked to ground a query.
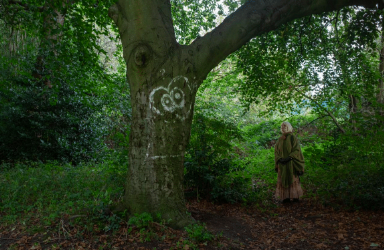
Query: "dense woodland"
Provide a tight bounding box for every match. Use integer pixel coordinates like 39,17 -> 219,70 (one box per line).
1,0 -> 384,249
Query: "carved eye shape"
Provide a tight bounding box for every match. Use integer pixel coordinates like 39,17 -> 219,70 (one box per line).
172,88 -> 184,106
161,94 -> 174,112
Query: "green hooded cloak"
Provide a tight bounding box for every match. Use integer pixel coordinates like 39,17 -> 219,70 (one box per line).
274,133 -> 305,188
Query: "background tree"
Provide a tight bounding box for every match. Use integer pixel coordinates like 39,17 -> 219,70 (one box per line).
0,0 -> 129,163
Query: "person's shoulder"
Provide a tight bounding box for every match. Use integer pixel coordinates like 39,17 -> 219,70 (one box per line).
275,136 -> 283,145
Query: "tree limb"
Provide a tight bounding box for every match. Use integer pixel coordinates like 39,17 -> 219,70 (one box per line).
297,114 -> 329,134
293,86 -> 346,133
334,9 -> 340,45
191,0 -> 382,79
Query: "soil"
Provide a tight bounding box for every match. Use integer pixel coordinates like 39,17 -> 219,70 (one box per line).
187,199 -> 384,250
1,198 -> 384,249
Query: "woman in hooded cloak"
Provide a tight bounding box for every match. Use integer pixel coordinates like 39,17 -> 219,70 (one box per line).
274,122 -> 305,202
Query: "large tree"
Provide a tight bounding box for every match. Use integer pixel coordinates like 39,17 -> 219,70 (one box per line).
107,0 -> 382,227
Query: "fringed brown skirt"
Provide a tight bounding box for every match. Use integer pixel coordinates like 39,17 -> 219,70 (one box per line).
275,166 -> 303,201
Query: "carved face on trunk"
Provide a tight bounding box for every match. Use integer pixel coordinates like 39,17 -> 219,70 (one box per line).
149,75 -> 192,121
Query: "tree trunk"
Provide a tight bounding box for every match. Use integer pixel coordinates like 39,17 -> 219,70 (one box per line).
348,94 -> 359,131
33,3 -> 66,88
127,72 -> 197,227
109,1 -> 201,228
378,42 -> 384,105
378,14 -> 384,116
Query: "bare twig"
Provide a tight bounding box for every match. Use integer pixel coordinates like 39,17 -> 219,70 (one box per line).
68,215 -> 87,220
60,219 -> 70,238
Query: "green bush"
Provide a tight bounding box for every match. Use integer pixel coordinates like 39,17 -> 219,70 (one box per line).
241,115 -> 318,153
301,126 -> 384,210
0,82 -> 108,164
0,18 -> 131,165
184,114 -> 251,203
184,223 -> 213,243
128,212 -> 154,229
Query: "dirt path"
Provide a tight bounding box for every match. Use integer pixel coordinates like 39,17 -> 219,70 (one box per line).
188,199 -> 384,250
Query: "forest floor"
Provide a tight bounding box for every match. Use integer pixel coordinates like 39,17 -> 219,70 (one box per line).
1,198 -> 384,250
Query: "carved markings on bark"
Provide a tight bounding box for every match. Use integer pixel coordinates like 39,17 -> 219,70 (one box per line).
149,75 -> 192,121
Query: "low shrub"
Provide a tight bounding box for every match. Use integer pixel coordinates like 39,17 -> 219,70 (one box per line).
184,114 -> 252,203
301,127 -> 384,210
184,223 -> 214,243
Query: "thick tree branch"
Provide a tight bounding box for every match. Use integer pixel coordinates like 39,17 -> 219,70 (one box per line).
191,0 -> 382,80
293,86 -> 346,134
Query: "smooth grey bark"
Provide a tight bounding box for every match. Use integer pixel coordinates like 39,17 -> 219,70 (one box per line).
109,0 -> 382,228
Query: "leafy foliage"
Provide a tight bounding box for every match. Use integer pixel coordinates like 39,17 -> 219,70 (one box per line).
128,213 -> 154,229
184,223 -> 214,243
0,0 -> 131,164
0,161 -> 126,226
236,7 -> 382,122
171,0 -> 218,45
184,113 -> 252,203
302,123 -> 384,210
242,115 -> 318,152
0,80 -> 108,164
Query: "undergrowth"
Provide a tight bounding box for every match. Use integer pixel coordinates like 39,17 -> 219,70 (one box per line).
0,161 -> 127,230
301,132 -> 384,210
